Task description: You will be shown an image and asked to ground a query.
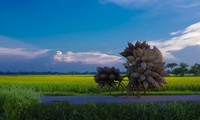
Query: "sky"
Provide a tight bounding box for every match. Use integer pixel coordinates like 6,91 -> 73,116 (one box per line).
1,0 -> 200,72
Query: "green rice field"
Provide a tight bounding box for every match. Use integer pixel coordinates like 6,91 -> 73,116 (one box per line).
0,75 -> 200,95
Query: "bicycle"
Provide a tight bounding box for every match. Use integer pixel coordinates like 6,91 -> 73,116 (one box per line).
108,80 -> 125,95
96,76 -> 138,96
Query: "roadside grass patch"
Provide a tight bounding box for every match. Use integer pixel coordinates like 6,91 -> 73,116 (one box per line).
0,87 -> 40,120
21,102 -> 200,120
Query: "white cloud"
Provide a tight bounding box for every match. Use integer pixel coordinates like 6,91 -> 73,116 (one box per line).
177,3 -> 200,8
100,0 -> 200,8
0,47 -> 50,59
101,0 -> 146,5
170,30 -> 182,36
0,35 -> 51,59
53,51 -> 123,65
148,22 -> 200,60
174,0 -> 200,8
100,0 -> 155,7
0,35 -> 36,49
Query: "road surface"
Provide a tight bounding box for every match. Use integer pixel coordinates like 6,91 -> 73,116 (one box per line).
40,95 -> 200,104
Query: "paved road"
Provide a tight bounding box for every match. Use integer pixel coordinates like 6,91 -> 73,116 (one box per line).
40,95 -> 200,104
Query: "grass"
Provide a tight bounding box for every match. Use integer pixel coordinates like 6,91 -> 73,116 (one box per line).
1,94 -> 199,120
0,75 -> 200,95
19,102 -> 200,120
0,87 -> 40,120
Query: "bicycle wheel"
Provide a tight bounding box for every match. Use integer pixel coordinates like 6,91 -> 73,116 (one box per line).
109,81 -> 124,95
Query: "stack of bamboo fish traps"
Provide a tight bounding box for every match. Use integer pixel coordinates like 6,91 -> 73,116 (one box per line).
94,67 -> 123,88
120,41 -> 167,92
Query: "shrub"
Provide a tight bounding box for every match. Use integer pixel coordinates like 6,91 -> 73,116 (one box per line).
0,87 -> 40,120
21,102 -> 70,120
21,102 -> 200,120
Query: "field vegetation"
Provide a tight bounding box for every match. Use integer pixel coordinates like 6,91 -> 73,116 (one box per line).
0,75 -> 200,95
0,75 -> 200,120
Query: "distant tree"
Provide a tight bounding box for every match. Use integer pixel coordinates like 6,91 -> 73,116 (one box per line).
190,63 -> 200,76
172,62 -> 188,76
166,63 -> 178,73
173,67 -> 182,76
179,62 -> 189,76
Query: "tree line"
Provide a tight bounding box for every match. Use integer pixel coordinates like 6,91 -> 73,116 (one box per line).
0,71 -> 97,75
0,62 -> 200,76
165,62 -> 200,76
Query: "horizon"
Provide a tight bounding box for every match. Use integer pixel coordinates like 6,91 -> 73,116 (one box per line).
1,0 -> 200,72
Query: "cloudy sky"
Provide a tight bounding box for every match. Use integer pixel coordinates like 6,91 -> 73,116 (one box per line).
1,0 -> 200,72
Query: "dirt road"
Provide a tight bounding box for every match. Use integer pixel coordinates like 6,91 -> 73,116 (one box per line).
40,95 -> 200,104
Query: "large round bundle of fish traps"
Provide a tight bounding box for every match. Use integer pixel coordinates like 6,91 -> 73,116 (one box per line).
120,41 -> 167,96
94,67 -> 123,88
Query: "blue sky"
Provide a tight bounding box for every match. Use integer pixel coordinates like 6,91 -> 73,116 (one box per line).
1,0 -> 200,72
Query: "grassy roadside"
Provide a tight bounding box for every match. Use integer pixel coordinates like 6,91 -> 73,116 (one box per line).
0,87 -> 40,120
1,89 -> 199,120
15,102 -> 200,120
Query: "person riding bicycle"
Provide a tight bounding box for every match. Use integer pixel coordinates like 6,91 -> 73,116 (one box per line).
123,62 -> 141,97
